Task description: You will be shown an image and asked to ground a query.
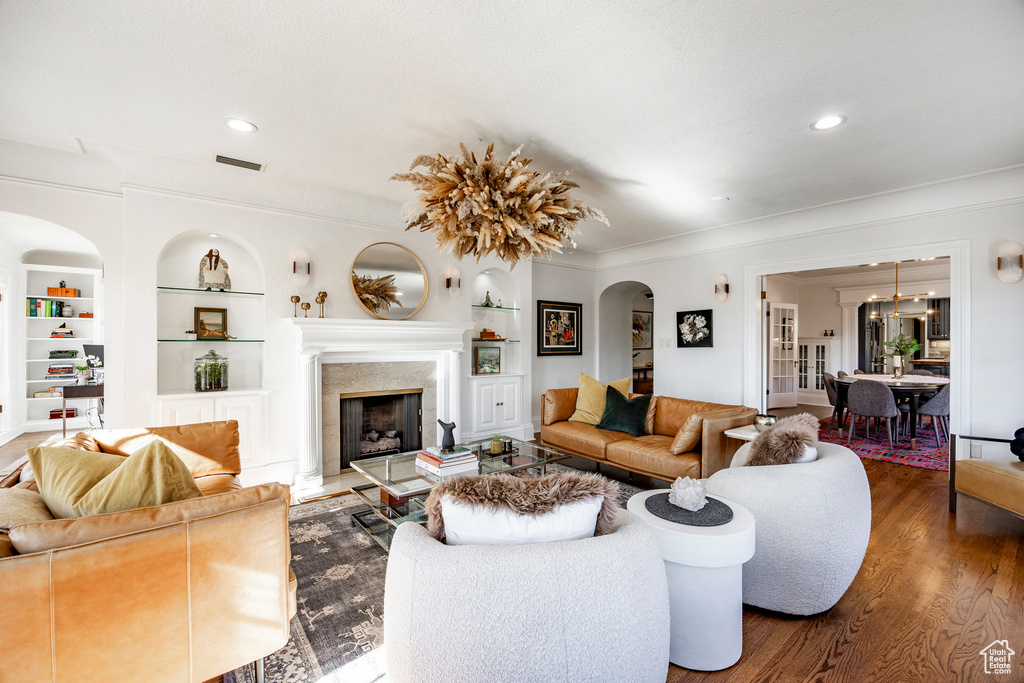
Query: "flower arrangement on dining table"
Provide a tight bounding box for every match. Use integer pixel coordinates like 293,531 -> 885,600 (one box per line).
884,333 -> 922,377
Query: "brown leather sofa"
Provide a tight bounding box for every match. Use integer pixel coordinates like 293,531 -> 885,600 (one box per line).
0,421 -> 296,683
540,389 -> 756,481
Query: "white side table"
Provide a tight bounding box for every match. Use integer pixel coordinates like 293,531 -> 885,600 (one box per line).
627,490 -> 755,671
723,424 -> 759,442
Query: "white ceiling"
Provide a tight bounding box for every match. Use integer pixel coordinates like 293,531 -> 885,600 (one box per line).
0,212 -> 101,259
2,1 -> 1023,252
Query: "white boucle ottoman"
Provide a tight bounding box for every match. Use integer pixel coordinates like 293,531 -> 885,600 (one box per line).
627,490 -> 755,671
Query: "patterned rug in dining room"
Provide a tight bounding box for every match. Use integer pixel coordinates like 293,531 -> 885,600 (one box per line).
226,464 -> 642,683
818,417 -> 949,471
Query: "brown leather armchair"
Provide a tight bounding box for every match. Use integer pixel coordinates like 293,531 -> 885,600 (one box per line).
0,421 -> 295,683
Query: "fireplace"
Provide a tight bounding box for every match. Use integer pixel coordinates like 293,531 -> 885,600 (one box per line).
340,389 -> 422,468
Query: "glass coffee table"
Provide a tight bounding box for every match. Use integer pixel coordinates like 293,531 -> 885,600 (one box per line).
349,437 -> 570,550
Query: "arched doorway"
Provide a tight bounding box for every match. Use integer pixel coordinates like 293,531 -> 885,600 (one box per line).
0,212 -> 103,442
598,280 -> 654,393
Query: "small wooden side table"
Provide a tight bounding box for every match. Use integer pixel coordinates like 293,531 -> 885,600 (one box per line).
61,384 -> 104,436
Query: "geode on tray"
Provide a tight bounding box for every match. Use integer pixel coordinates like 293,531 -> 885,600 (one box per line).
668,476 -> 707,512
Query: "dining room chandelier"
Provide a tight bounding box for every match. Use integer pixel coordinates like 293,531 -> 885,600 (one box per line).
868,260 -> 936,322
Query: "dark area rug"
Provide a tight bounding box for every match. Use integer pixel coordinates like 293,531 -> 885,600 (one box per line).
228,464 -> 643,682
818,417 -> 949,471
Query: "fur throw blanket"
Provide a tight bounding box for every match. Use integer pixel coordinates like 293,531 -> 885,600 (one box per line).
425,471 -> 620,543
747,413 -> 820,466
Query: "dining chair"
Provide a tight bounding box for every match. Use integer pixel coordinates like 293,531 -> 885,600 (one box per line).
846,380 -> 900,449
905,369 -> 936,376
823,373 -> 846,431
837,370 -> 849,378
899,384 -> 950,445
853,369 -> 866,375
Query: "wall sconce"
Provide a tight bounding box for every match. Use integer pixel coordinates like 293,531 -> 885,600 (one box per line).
715,274 -> 730,302
997,242 -> 1023,283
292,258 -> 311,287
445,270 -> 461,289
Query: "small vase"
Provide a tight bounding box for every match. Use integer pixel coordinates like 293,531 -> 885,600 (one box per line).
892,356 -> 903,379
76,371 -> 90,385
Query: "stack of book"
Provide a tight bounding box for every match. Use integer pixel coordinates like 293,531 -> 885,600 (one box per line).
50,326 -> 74,338
415,445 -> 479,477
45,362 -> 75,379
49,408 -> 77,420
47,286 -> 78,297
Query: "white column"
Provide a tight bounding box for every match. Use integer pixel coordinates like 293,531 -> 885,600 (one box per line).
840,303 -> 862,373
294,352 -> 324,494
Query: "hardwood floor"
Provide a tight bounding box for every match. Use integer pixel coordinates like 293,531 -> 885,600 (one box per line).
0,430 -> 58,471
668,458 -> 1024,682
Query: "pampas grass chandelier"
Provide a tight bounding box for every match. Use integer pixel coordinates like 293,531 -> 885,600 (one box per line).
391,143 -> 608,268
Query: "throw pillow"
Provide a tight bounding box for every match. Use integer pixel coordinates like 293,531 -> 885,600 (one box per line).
596,386 -> 652,436
15,432 -> 104,488
746,413 -> 820,466
569,373 -> 631,425
669,406 -> 746,455
425,471 -> 620,545
28,441 -> 203,519
0,488 -> 55,532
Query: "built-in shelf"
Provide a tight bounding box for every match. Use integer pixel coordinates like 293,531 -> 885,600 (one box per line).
27,358 -> 77,363
157,286 -> 265,297
471,305 -> 519,311
155,387 -> 268,399
26,295 -> 93,301
157,338 -> 265,343
27,379 -> 77,384
27,396 -> 94,402
26,316 -> 95,320
471,338 -> 521,343
27,337 -> 94,342
26,418 -> 90,429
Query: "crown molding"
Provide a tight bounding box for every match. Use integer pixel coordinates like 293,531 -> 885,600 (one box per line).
0,173 -> 122,198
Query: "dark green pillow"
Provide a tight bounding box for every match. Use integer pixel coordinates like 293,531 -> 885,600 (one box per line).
596,385 -> 652,436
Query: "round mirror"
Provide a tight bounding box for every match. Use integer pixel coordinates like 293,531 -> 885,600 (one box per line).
350,242 -> 429,320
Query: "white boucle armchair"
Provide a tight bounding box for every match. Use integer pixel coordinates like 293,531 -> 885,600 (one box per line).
704,441 -> 871,615
383,511 -> 670,683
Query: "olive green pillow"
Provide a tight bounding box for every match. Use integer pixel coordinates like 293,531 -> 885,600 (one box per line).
596,385 -> 652,437
569,373 -> 632,425
28,441 -> 203,519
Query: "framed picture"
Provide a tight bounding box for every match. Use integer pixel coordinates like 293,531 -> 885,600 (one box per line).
537,300 -> 582,356
632,310 -> 653,350
474,346 -> 501,374
194,307 -> 229,340
677,309 -> 713,348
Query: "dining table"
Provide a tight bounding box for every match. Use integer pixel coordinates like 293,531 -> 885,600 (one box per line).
834,374 -> 950,449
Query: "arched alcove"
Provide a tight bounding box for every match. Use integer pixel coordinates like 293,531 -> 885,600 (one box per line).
0,211 -> 105,433
155,230 -> 266,394
598,280 -> 654,392
470,267 -> 521,375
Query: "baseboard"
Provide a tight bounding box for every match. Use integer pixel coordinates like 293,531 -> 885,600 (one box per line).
239,461 -> 300,488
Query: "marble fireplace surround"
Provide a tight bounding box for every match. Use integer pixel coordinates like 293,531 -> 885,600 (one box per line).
289,318 -> 475,494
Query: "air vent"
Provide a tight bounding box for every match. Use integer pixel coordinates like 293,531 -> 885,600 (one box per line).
215,155 -> 263,172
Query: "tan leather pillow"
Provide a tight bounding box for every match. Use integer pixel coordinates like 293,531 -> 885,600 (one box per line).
10,482 -> 289,555
0,488 -> 55,532
669,406 -> 747,454
90,421 -> 241,477
569,373 -> 631,425
29,441 -> 203,519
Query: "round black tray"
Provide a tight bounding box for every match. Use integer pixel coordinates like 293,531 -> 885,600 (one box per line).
644,492 -> 733,527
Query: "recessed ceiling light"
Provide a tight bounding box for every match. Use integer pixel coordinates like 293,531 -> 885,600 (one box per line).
708,196 -> 730,202
868,263 -> 879,266
208,233 -> 219,238
810,115 -> 846,131
225,118 -> 258,133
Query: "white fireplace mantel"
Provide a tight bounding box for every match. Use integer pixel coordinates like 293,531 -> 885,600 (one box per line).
287,318 -> 475,494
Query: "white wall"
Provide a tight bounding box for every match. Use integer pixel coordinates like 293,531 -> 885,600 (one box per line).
593,165 -> 1024,437
797,285 -> 843,339
530,261 -> 596,431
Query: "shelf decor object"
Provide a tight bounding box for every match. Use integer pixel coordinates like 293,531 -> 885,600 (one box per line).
315,291 -> 328,318
194,350 -> 229,392
190,307 -> 231,340
198,249 -> 231,291
537,300 -> 582,356
391,143 -> 608,268
474,346 -> 501,375
290,295 -> 301,317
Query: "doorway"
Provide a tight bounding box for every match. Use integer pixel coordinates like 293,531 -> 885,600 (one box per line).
598,281 -> 654,392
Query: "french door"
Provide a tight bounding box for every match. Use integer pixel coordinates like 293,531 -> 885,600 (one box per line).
768,302 -> 798,408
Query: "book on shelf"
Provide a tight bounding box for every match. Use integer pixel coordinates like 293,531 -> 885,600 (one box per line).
414,459 -> 479,477
47,286 -> 78,297
423,445 -> 472,460
49,408 -> 77,419
49,350 -> 78,359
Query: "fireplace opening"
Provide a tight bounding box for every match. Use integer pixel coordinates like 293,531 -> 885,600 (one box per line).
340,388 -> 422,468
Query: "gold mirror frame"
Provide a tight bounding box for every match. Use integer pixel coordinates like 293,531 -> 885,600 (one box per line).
350,242 -> 429,320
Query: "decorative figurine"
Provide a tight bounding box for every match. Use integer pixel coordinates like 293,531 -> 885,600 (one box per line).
300,301 -> 311,318
291,295 -> 301,317
316,291 -> 328,318
438,420 -> 457,453
482,290 -> 494,307
198,249 -> 231,291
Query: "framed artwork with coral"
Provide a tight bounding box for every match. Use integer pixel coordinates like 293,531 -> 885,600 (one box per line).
677,309 -> 713,348
632,311 -> 653,350
537,300 -> 582,356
